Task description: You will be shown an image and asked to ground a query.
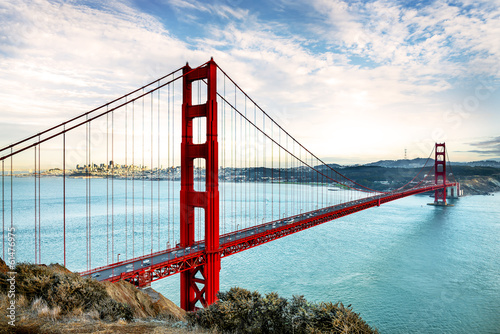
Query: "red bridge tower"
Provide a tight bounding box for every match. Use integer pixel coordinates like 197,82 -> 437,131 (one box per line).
180,59 -> 220,311
434,143 -> 447,205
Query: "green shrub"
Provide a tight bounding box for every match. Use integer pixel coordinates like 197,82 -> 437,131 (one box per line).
0,263 -> 132,321
187,287 -> 377,333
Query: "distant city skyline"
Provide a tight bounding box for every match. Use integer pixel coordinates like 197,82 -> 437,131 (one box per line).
1,0 -> 499,164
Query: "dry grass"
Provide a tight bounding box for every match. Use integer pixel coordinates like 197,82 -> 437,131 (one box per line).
102,280 -> 185,320
0,258 -> 204,334
0,258 -> 376,333
0,262 -> 134,321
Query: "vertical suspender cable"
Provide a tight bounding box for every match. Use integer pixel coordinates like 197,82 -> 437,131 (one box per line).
112,108 -> 115,263
125,100 -> 128,259
38,140 -> 41,263
89,121 -> 92,269
1,160 -> 4,259
167,84 -> 170,246
10,150 -> 12,231
240,93 -> 243,229
151,92 -> 154,253
172,79 -> 175,245
244,97 -> 247,229
316,157 -> 319,209
106,109 -> 109,265
142,89 -> 145,255
63,129 -> 66,268
230,83 -> 237,231
222,74 -> 225,235
157,84 -> 161,250
254,104 -> 257,227
198,81 -> 201,242
132,102 -> 135,258
34,147 -> 37,263
86,119 -> 89,270
10,150 -> 13,236
271,122 -> 279,220
233,84 -> 236,232
298,146 -> 301,213
263,113 -> 265,223
63,129 -> 66,267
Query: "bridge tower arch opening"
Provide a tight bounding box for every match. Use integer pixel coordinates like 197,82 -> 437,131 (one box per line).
180,59 -> 220,311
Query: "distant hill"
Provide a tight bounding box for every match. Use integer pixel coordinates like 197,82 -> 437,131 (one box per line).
315,163 -> 343,170
364,158 -> 431,168
450,160 -> 500,168
364,159 -> 500,169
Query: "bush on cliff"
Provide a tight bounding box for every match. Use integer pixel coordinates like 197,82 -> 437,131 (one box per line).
187,287 -> 377,333
0,263 -> 133,322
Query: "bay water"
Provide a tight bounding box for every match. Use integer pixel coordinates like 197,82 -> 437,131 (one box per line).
156,191 -> 500,333
4,177 -> 499,333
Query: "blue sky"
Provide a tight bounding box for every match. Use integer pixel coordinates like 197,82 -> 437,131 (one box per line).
0,0 -> 499,164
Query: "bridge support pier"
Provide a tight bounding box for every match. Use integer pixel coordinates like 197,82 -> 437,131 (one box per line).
180,59 -> 220,311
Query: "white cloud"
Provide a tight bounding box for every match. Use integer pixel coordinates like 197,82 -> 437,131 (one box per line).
0,0 -> 204,142
0,0 -> 498,163
167,0 -> 250,21
308,0 -> 500,79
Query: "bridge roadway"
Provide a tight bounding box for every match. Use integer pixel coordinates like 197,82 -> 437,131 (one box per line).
80,183 -> 454,286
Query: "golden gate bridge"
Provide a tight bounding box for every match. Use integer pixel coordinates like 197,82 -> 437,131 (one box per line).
0,59 -> 459,311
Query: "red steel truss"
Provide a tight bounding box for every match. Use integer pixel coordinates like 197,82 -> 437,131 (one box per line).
85,183 -> 455,291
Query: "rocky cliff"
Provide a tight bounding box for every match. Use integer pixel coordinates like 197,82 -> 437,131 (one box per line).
459,176 -> 500,195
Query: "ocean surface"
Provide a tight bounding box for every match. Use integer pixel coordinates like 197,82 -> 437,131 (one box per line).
154,190 -> 500,333
4,177 -> 500,333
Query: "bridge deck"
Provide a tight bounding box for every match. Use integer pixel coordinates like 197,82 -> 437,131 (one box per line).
80,183 -> 454,286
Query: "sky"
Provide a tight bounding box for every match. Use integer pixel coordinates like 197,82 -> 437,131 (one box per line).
0,0 -> 499,164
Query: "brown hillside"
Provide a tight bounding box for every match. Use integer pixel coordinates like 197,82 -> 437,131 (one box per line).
103,280 -> 185,320
0,261 -> 192,334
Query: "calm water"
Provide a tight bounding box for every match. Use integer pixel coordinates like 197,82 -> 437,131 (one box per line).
155,192 -> 500,333
4,177 -> 499,333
